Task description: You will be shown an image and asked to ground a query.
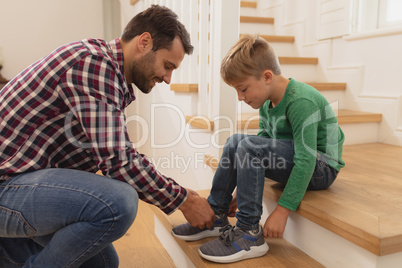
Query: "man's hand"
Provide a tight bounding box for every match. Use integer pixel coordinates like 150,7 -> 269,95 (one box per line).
179,188 -> 215,229
263,205 -> 290,238
227,189 -> 237,217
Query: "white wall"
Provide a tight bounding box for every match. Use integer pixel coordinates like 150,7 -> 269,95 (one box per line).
0,0 -> 105,78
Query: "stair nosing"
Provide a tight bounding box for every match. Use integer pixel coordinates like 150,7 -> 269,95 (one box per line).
237,110 -> 382,129
241,1 -> 257,8
240,34 -> 295,43
240,16 -> 274,24
278,56 -> 318,65
186,110 -> 381,130
170,82 -> 347,93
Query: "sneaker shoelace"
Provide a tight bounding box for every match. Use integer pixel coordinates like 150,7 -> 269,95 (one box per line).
219,225 -> 236,246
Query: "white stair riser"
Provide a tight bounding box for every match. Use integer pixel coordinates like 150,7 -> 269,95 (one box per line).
262,197 -> 402,268
320,91 -> 346,110
240,22 -> 274,35
281,64 -> 317,81
341,123 -> 379,145
154,216 -> 196,268
270,42 -> 297,57
240,7 -> 258,17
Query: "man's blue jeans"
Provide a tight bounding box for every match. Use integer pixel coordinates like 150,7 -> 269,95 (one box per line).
207,134 -> 338,230
0,168 -> 138,268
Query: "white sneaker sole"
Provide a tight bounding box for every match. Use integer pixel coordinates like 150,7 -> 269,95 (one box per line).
171,228 -> 222,241
199,242 -> 269,263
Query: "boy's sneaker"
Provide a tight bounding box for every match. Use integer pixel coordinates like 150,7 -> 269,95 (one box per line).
198,225 -> 269,263
171,214 -> 229,241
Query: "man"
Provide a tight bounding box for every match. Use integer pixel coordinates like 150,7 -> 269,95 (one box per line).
0,5 -> 214,267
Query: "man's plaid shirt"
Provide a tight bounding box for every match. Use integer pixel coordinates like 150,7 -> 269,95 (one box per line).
0,38 -> 187,214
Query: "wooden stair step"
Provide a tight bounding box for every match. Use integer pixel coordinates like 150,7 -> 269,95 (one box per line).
204,143 -> 402,256
336,109 -> 382,124
170,83 -> 198,92
186,110 -> 382,131
114,201 -> 176,267
240,34 -> 295,43
241,1 -> 257,8
261,34 -> 295,43
304,82 -> 347,91
186,115 -> 215,131
266,143 -> 402,256
238,110 -> 382,130
151,190 -> 324,267
240,16 -> 274,24
194,54 -> 317,67
278,56 -> 318,65
171,82 -> 345,93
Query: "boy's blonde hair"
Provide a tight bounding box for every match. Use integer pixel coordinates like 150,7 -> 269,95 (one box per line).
221,34 -> 281,86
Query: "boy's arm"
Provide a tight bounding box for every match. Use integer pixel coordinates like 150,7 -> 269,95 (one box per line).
263,99 -> 319,237
277,99 -> 319,211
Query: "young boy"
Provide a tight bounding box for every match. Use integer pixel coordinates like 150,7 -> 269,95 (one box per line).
172,34 -> 345,263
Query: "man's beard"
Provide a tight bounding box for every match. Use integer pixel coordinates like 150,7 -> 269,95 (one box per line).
130,50 -> 157,94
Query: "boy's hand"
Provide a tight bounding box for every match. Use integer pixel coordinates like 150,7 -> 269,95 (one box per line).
179,188 -> 215,229
263,205 -> 290,238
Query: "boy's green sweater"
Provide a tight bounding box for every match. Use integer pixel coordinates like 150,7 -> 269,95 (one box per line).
258,78 -> 345,211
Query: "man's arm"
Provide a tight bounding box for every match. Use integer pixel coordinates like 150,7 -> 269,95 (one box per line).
58,55 -> 189,214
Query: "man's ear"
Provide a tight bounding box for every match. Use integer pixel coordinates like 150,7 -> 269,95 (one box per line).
138,32 -> 153,53
262,70 -> 274,84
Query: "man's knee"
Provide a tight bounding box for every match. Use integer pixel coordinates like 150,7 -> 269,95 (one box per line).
108,183 -> 138,237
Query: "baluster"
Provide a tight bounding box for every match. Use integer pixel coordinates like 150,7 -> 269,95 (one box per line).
198,0 -> 210,116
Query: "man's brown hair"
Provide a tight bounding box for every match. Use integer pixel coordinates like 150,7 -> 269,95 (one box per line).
121,5 -> 193,54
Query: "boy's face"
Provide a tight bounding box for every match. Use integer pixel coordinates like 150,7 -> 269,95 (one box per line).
232,75 -> 269,109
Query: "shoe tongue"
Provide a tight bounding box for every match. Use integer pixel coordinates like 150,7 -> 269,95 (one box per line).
235,226 -> 259,236
248,228 -> 260,236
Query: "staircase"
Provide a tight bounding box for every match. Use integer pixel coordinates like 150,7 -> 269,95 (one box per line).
182,8 -> 383,145
119,0 -> 402,267
149,1 -> 402,268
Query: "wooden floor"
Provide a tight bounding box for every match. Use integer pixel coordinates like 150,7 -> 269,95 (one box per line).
264,143 -> 402,256
113,201 -> 175,268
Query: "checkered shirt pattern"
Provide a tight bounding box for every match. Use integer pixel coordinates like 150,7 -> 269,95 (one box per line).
0,38 -> 187,214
